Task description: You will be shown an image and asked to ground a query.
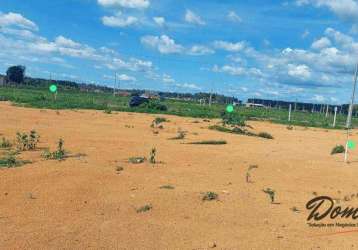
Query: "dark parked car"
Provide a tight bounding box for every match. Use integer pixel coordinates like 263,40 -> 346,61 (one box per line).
129,95 -> 149,107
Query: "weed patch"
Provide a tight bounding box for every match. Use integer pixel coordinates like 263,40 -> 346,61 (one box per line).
202,192 -> 219,201
331,145 -> 345,155
0,137 -> 12,149
188,140 -> 227,145
128,157 -> 146,164
160,185 -> 175,189
42,138 -> 66,160
136,204 -> 152,213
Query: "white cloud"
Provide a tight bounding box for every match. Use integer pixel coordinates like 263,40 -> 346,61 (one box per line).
227,11 -> 242,22
102,12 -> 138,27
312,94 -> 325,102
311,37 -> 331,50
140,35 -> 184,54
213,40 -> 246,52
118,74 -> 136,81
188,45 -> 215,56
153,16 -> 165,27
0,12 -> 38,31
287,64 -> 311,79
97,0 -> 150,9
176,82 -> 201,90
162,74 -> 175,83
296,0 -> 358,21
55,36 -> 81,48
185,10 -> 205,25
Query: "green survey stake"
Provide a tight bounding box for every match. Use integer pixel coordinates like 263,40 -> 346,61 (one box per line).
226,104 -> 234,113
49,84 -> 57,93
348,140 -> 356,150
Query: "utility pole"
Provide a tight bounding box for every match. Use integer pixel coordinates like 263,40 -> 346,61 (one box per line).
344,63 -> 358,163
113,72 -> 117,96
288,104 -> 292,122
333,106 -> 338,128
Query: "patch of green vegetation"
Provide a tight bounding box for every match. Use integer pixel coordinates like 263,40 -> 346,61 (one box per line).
128,156 -> 146,164
149,148 -> 156,164
16,130 -> 40,151
331,145 -> 345,155
221,112 -> 246,127
202,192 -> 219,201
209,125 -> 274,140
263,188 -> 276,203
0,137 -> 12,149
104,108 -> 112,114
0,151 -> 30,168
169,129 -> 186,140
136,204 -> 152,213
188,140 -> 227,145
0,86 -> 355,129
42,138 -> 66,160
151,117 -> 168,127
258,132 -> 274,139
159,185 -> 175,189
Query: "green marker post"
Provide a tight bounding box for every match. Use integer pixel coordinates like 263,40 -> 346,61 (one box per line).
226,104 -> 234,113
49,84 -> 57,101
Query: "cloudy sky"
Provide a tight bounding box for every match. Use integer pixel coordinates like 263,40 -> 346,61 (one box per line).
1,0 -> 358,103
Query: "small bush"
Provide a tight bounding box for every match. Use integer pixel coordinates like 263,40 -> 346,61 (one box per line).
142,100 -> 167,111
149,148 -> 156,164
258,132 -> 274,139
0,151 -> 29,168
263,188 -> 275,203
189,140 -> 227,145
160,185 -> 175,189
128,157 -> 146,164
42,138 -> 66,160
202,192 -> 219,201
221,112 -> 246,127
0,137 -> 12,149
16,130 -> 40,151
136,204 -> 152,213
104,109 -> 112,114
151,117 -> 168,128
331,145 -> 345,155
169,129 -> 186,140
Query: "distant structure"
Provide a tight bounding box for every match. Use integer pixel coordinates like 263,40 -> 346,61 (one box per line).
245,103 -> 266,108
0,75 -> 6,86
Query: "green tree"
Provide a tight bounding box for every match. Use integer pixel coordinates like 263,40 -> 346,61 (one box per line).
6,65 -> 26,84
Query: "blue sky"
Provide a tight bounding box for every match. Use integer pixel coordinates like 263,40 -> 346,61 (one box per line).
1,0 -> 358,103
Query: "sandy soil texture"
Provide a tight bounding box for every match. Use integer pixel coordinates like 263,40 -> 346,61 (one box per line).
1,102 -> 358,250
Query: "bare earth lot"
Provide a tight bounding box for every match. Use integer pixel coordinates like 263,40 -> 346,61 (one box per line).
2,102 -> 358,249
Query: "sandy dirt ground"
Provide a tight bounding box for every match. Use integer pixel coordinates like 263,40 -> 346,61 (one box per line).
2,101 -> 358,250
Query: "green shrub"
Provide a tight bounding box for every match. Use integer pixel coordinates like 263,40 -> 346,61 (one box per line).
221,112 -> 246,127
263,188 -> 275,203
0,137 -> 12,149
202,192 -> 219,201
160,185 -> 175,189
136,204 -> 152,213
42,138 -> 66,160
169,129 -> 186,140
149,148 -> 156,164
188,140 -> 227,145
128,156 -> 146,164
258,132 -> 274,139
331,145 -> 345,155
16,130 -> 40,151
141,100 -> 167,111
0,151 -> 30,168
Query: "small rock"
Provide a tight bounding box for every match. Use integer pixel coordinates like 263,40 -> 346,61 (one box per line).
208,242 -> 217,248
